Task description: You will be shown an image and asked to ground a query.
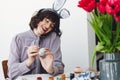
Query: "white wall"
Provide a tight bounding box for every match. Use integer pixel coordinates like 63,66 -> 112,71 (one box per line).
0,0 -> 95,79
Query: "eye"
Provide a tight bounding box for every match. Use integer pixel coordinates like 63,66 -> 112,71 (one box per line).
50,23 -> 55,29
45,19 -> 49,23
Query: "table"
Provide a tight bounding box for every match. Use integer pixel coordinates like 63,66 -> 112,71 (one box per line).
15,73 -> 70,80
15,72 -> 100,80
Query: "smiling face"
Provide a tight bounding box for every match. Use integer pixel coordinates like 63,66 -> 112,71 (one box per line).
34,18 -> 55,36
29,9 -> 61,37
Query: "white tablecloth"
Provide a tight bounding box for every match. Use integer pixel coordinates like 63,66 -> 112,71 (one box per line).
15,74 -> 70,80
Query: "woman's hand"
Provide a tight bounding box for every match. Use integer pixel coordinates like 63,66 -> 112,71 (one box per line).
26,46 -> 40,67
38,49 -> 54,74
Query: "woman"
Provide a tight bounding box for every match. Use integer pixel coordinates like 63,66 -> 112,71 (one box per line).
8,8 -> 64,80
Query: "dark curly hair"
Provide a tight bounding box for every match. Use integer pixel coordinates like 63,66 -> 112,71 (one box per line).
29,8 -> 62,37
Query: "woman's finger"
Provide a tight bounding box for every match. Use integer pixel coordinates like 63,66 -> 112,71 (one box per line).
29,52 -> 38,56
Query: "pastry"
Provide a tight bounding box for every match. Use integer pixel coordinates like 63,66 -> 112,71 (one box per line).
74,66 -> 83,74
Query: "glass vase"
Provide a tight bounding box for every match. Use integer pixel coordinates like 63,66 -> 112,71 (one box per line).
99,53 -> 120,80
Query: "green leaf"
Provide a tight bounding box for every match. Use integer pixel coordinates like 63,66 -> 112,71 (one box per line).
88,10 -> 120,67
91,42 -> 105,67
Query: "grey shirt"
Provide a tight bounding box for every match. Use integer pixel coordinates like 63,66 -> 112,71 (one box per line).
8,30 -> 64,80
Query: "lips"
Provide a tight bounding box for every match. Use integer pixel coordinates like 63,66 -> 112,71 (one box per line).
42,27 -> 46,32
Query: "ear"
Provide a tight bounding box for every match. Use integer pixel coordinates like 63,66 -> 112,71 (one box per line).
59,8 -> 70,19
52,0 -> 66,11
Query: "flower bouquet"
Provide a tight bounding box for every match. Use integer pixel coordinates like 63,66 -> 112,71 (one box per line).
77,0 -> 120,66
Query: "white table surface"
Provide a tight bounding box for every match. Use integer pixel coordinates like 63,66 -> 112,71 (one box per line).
15,73 -> 70,80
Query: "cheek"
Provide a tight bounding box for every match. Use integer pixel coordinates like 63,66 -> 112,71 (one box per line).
37,22 -> 42,28
37,25 -> 42,30
46,29 -> 52,33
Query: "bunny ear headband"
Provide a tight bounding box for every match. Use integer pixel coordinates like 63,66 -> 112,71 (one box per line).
52,0 -> 70,19
33,0 -> 70,19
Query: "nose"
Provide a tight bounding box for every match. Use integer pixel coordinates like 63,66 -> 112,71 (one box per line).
45,23 -> 51,29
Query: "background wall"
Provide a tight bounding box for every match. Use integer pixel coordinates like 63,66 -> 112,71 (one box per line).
0,0 -> 95,79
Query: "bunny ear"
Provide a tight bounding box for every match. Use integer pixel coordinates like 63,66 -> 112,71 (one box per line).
53,0 -> 66,11
59,8 -> 70,19
32,11 -> 38,16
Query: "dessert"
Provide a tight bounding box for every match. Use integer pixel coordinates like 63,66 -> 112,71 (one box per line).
74,67 -> 83,74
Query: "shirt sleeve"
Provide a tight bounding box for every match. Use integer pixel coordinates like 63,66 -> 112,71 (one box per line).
49,33 -> 64,76
8,35 -> 30,80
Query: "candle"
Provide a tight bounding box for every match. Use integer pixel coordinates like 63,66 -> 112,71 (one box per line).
37,77 -> 42,80
48,76 -> 54,80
